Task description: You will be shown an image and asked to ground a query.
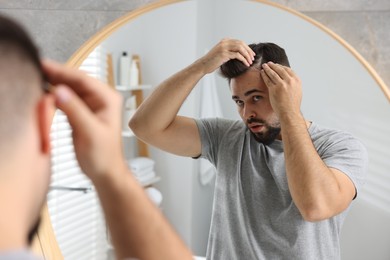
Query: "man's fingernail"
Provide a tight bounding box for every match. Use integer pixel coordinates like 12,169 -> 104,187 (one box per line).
55,85 -> 71,104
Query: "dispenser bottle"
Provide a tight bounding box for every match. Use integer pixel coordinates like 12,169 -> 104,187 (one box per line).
119,52 -> 130,86
123,95 -> 137,131
129,59 -> 139,87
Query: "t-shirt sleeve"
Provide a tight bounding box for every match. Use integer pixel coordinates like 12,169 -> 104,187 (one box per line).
316,131 -> 368,198
194,118 -> 234,166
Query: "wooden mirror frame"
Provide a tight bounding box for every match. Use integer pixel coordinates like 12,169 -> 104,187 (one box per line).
32,0 -> 389,258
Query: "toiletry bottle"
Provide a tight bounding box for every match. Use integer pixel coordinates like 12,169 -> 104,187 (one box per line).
123,95 -> 137,131
119,52 -> 130,86
129,59 -> 139,87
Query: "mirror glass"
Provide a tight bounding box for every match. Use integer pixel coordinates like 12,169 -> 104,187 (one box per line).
50,0 -> 390,259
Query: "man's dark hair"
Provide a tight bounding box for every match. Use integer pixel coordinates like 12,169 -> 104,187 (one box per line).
220,42 -> 290,81
0,15 -> 45,141
0,15 -> 43,76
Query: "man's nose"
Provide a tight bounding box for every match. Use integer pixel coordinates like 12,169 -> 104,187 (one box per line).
242,104 -> 256,120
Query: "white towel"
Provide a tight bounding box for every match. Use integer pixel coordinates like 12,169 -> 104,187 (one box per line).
131,166 -> 155,177
128,157 -> 155,172
134,171 -> 156,183
198,71 -> 223,185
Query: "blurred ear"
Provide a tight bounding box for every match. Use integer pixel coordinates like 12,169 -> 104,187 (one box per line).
37,94 -> 56,154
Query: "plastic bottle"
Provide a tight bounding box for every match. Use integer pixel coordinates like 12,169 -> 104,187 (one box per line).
122,95 -> 137,130
129,59 -> 139,87
119,52 -> 130,86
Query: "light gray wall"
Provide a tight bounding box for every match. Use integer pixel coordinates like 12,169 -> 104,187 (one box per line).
0,0 -> 388,88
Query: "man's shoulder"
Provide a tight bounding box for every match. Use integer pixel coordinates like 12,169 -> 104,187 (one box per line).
196,117 -> 245,131
309,122 -> 367,155
195,117 -> 247,145
309,122 -> 359,142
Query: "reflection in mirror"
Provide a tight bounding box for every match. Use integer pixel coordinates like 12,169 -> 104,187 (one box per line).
49,0 -> 390,259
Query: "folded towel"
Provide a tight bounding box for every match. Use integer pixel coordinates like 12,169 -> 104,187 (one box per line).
128,157 -> 155,172
131,166 -> 155,177
134,171 -> 156,183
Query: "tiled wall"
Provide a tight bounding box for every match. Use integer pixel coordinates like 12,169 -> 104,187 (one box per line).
0,0 -> 157,62
0,0 -> 388,89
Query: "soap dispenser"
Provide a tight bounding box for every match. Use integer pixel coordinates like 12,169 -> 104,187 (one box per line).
122,95 -> 137,131
129,59 -> 139,87
119,52 -> 130,86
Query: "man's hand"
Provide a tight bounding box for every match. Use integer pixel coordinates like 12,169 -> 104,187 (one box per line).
260,62 -> 302,118
43,60 -> 194,260
42,60 -> 126,181
196,38 -> 255,74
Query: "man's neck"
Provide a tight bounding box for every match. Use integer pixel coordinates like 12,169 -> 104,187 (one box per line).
0,213 -> 27,250
0,179 -> 29,250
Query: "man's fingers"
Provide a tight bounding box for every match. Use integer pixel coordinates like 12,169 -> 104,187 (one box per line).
235,42 -> 255,66
53,84 -> 97,135
221,39 -> 254,67
261,63 -> 282,84
260,69 -> 274,87
42,59 -> 103,97
265,62 -> 291,80
232,51 -> 251,67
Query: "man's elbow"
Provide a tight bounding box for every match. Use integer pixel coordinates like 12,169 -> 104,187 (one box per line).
298,204 -> 334,222
129,114 -> 144,137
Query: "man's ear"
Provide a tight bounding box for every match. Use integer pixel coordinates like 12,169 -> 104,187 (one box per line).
37,94 -> 56,154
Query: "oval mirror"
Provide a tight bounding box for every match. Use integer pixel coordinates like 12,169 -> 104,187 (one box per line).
48,0 -> 390,259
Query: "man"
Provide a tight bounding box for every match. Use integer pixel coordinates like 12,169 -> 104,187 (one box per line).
130,39 -> 368,259
0,15 -> 192,260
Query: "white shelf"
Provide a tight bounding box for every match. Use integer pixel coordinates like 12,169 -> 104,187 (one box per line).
122,130 -> 135,138
115,84 -> 152,91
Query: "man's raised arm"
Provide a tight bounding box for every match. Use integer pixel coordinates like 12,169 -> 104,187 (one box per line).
129,39 -> 255,157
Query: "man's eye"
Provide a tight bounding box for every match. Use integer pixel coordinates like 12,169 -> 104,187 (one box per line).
253,96 -> 262,102
235,100 -> 244,106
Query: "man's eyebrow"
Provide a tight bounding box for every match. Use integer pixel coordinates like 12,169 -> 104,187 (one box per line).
244,89 -> 264,96
232,89 -> 264,100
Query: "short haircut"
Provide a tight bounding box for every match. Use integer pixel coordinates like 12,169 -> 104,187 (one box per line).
220,42 -> 290,81
0,15 -> 44,144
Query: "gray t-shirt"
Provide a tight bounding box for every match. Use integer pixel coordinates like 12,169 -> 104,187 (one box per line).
195,118 -> 368,260
0,250 -> 42,260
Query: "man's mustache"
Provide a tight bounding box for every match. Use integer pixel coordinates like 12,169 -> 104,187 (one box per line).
247,117 -> 266,125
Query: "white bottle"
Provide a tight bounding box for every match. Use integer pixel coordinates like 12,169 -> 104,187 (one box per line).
122,95 -> 137,131
129,59 -> 139,87
119,52 -> 130,86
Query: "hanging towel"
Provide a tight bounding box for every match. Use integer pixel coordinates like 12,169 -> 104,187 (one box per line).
198,71 -> 223,185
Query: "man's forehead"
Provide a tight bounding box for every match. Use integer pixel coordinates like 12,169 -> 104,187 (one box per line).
230,71 -> 267,96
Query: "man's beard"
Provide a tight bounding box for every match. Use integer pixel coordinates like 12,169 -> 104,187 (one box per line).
247,117 -> 281,145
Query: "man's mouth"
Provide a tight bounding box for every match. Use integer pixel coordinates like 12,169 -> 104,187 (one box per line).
248,123 -> 264,132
